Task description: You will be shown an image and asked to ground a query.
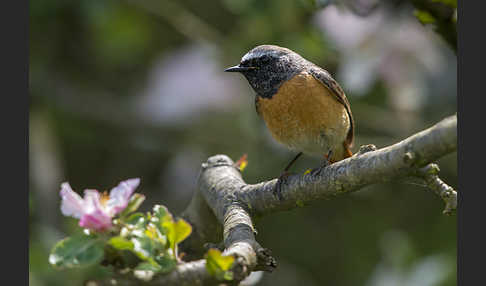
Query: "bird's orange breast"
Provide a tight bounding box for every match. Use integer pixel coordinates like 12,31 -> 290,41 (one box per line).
256,71 -> 350,159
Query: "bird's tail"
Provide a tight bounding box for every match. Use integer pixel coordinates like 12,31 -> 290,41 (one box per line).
343,142 -> 353,159
326,143 -> 353,164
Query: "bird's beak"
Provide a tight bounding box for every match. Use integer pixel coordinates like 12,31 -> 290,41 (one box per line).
224,65 -> 257,72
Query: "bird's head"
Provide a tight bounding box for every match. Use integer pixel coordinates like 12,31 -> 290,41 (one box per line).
225,45 -> 304,98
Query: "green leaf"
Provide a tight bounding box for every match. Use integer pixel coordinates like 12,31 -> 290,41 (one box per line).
133,258 -> 160,281
154,255 -> 177,274
49,234 -> 104,269
223,271 -> 234,280
119,194 -> 146,218
151,205 -> 174,235
123,212 -> 147,229
130,234 -> 155,260
204,248 -> 235,281
414,10 -> 436,25
108,236 -> 134,251
145,223 -> 167,247
151,205 -> 173,224
135,260 -> 162,272
162,218 -> 192,252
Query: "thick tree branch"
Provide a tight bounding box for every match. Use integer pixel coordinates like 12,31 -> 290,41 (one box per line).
201,114 -> 457,218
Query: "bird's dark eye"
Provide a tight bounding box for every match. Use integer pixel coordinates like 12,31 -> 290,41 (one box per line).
240,60 -> 250,67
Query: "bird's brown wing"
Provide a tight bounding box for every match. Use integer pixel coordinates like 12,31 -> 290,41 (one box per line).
309,67 -> 355,147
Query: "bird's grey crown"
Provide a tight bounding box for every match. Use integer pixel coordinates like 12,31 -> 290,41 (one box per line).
241,45 -> 291,64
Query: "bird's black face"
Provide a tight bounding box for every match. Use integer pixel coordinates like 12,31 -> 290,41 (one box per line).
225,45 -> 303,98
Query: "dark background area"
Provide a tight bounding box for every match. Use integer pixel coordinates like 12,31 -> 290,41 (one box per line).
29,0 -> 457,285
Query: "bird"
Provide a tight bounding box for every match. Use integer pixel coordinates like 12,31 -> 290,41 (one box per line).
225,45 -> 354,197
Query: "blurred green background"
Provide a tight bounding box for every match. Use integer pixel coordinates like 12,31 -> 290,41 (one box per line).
29,0 -> 457,285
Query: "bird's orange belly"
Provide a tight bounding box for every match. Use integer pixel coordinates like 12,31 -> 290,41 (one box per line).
257,72 -> 350,157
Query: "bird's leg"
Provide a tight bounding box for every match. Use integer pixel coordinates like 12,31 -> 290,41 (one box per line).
274,152 -> 303,200
283,152 -> 303,173
323,149 -> 333,166
311,150 -> 333,176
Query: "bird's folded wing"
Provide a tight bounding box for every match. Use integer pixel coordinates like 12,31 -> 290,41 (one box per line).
309,67 -> 355,147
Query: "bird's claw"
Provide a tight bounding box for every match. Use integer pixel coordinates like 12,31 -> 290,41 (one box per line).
310,161 -> 329,176
274,171 -> 290,201
310,151 -> 333,176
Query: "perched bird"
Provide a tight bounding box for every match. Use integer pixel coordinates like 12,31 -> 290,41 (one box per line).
225,45 -> 354,194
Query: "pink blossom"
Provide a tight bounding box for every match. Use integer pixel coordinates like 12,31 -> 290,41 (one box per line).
59,178 -> 140,231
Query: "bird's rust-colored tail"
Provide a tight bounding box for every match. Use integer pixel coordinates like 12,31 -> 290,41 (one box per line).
343,142 -> 353,159
324,143 -> 353,164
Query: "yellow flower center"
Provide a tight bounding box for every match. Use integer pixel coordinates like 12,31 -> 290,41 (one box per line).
100,191 -> 110,206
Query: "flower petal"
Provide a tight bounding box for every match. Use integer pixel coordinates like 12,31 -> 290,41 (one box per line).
83,189 -> 103,214
59,183 -> 86,219
106,178 -> 140,215
79,190 -> 113,231
79,209 -> 112,231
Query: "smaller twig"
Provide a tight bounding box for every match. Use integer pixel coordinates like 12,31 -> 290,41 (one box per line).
416,163 -> 457,215
200,156 -> 277,281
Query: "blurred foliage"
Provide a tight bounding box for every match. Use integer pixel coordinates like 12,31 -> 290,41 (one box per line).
29,0 -> 456,285
49,234 -> 105,269
410,0 -> 457,51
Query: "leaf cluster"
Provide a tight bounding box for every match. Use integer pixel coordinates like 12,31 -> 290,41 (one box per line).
49,196 -> 193,280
